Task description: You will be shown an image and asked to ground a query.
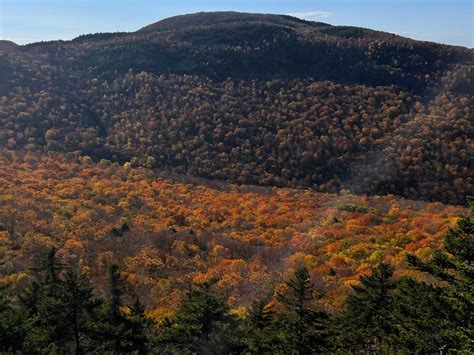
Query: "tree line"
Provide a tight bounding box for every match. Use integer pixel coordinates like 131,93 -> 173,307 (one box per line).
1,200 -> 472,354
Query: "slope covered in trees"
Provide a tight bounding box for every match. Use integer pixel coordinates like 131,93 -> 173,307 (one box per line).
1,202 -> 472,353
1,11 -> 472,353
0,12 -> 472,203
0,151 -> 468,314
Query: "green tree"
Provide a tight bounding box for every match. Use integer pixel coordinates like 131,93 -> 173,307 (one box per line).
339,263 -> 397,352
407,200 -> 473,352
98,264 -> 152,354
274,267 -> 331,354
158,281 -> 238,354
61,269 -> 102,354
390,277 -> 455,353
0,283 -> 25,352
239,295 -> 276,353
21,248 -> 101,354
128,296 -> 155,354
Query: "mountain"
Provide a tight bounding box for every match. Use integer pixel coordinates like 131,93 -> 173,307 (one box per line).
138,11 -> 318,32
0,12 -> 472,204
0,40 -> 18,50
0,13 -> 473,352
19,11 -> 472,89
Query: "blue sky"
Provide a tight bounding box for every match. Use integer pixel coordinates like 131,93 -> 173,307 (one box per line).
1,0 -> 472,47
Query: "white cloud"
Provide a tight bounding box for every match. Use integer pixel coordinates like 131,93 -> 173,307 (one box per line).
287,11 -> 332,20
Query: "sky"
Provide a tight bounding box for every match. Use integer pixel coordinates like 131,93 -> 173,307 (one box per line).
0,0 -> 472,47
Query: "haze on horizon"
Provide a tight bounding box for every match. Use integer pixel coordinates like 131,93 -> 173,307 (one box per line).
0,0 -> 473,48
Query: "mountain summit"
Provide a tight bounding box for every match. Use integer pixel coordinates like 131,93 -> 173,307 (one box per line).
20,11 -> 471,89
138,11 -> 322,32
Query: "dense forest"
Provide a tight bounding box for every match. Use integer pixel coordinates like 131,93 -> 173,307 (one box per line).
0,152 -> 469,311
1,197 -> 472,353
0,12 -> 472,203
0,11 -> 473,353
0,152 -> 472,353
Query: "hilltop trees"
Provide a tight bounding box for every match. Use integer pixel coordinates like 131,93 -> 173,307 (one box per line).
1,69 -> 471,203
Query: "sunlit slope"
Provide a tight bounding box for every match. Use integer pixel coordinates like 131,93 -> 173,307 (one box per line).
0,152 -> 466,313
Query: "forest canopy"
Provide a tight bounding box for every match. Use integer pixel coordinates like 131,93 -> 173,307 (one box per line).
0,12 -> 472,204
0,12 -> 473,353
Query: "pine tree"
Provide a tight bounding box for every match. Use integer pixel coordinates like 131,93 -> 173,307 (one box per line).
98,264 -> 153,354
390,277 -> 454,353
21,248 -> 101,354
128,296 -> 155,354
339,263 -> 397,352
275,267 -> 331,354
239,295 -> 276,353
61,269 -> 102,354
158,280 -> 238,354
407,199 -> 473,352
0,283 -> 25,352
22,248 -> 71,353
99,264 -> 131,352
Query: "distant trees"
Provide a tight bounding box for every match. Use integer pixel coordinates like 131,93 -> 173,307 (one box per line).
0,28 -> 472,204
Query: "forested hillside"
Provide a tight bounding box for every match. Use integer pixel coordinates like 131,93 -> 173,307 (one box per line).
0,152 -> 472,353
0,11 -> 473,353
0,12 -> 472,203
0,151 -> 467,311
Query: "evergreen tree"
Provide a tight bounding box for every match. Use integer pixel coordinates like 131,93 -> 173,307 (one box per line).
128,296 -> 155,354
99,264 -> 134,353
158,280 -> 238,354
239,295 -> 276,353
61,269 -> 102,354
407,200 -> 473,352
21,248 -> 101,354
274,267 -> 331,354
339,263 -> 397,352
0,283 -> 25,352
22,249 -> 72,353
98,264 -> 152,354
390,277 -> 455,353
